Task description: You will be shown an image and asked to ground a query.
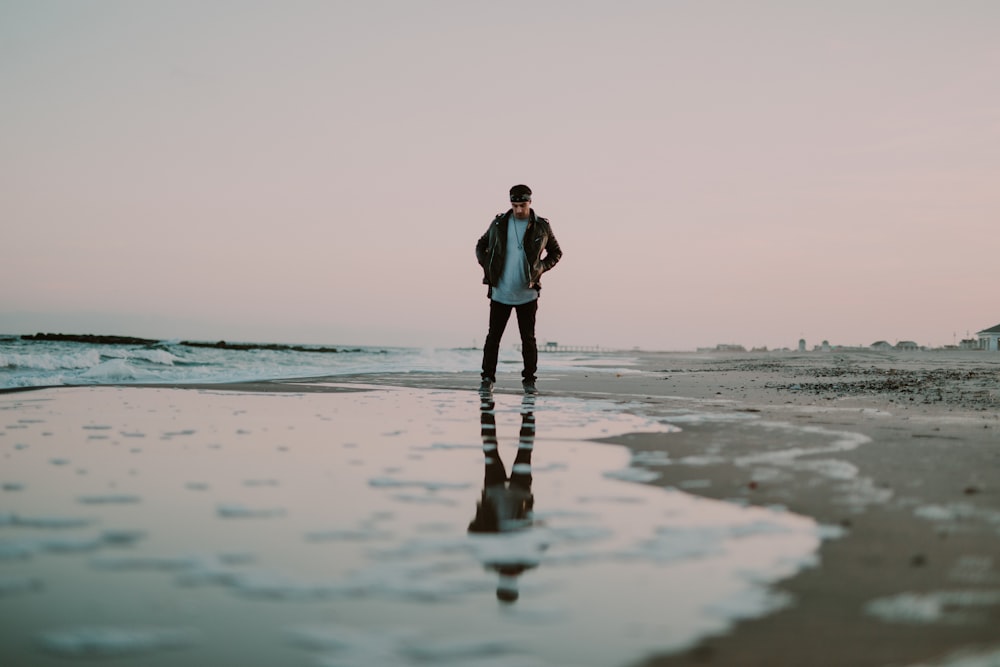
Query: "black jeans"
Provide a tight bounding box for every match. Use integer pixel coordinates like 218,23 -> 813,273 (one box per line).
481,299 -> 538,383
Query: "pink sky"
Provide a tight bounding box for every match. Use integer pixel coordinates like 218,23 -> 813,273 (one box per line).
3,1 -> 998,350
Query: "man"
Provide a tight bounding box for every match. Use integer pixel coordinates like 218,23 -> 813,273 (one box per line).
476,184 -> 562,394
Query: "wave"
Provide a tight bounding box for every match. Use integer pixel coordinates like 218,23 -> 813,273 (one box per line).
0,337 -> 620,390
0,348 -> 103,371
103,348 -> 181,366
0,338 -> 425,390
80,358 -> 160,382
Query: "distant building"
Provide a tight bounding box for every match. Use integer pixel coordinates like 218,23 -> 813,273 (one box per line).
977,323 -> 1000,351
895,341 -> 919,351
798,338 -> 806,352
870,341 -> 892,351
959,338 -> 980,350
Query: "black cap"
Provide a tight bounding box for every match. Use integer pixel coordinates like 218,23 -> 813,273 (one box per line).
509,184 -> 532,203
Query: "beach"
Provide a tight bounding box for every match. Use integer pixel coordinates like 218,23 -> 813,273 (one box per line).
322,349 -> 1000,666
2,349 -> 999,666
604,351 -> 1000,667
620,351 -> 1000,667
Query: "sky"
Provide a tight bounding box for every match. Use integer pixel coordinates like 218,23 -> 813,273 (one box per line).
2,1 -> 998,351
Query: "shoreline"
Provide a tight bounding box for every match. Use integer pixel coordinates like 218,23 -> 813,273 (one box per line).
614,353 -> 1000,667
4,350 -> 999,665
299,350 -> 1000,666
1,368 -> 830,666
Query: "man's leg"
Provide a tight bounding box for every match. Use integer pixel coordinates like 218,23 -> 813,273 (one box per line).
510,397 -> 535,490
514,300 -> 538,383
481,300 -> 513,382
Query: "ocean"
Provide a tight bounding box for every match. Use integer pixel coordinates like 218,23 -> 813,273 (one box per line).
0,335 -> 622,391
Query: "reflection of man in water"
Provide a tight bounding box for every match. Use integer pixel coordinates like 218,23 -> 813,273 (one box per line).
468,393 -> 538,603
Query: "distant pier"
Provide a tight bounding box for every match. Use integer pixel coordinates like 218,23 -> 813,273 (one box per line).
515,342 -> 604,353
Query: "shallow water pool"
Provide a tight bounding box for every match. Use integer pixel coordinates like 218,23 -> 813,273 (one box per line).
1,385 -> 824,666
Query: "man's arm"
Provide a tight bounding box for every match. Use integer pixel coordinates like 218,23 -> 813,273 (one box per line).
540,225 -> 562,272
475,228 -> 490,269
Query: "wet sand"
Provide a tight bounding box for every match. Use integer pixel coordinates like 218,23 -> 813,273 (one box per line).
3,349 -> 999,666
604,350 -> 1000,667
324,349 -> 1000,666
0,376 -> 828,666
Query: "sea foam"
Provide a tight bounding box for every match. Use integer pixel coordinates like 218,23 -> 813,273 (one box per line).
36,626 -> 199,657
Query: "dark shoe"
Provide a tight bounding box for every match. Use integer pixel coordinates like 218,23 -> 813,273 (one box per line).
522,380 -> 537,395
479,379 -> 494,393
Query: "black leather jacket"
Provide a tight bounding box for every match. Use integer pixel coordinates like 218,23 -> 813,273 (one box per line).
476,209 -> 562,296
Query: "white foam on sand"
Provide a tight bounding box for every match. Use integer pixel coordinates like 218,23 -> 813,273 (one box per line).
36,626 -> 199,657
1,528 -> 146,561
216,503 -> 287,519
288,624 -> 550,667
915,503 -> 1000,529
0,385 -> 830,667
865,590 -> 1000,624
9,514 -> 95,528
902,646 -> 1000,667
77,493 -> 142,504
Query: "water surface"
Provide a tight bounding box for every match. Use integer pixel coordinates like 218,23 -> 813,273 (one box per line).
1,385 -> 823,666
